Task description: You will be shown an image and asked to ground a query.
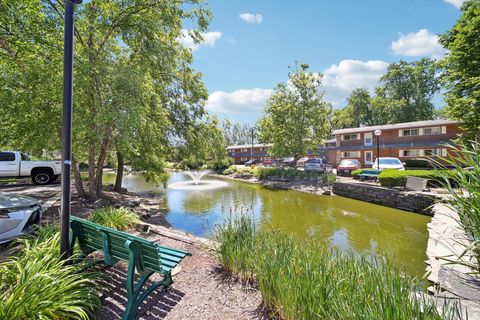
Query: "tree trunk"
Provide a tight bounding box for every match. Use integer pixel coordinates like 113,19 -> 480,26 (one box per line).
71,155 -> 86,199
94,134 -> 111,199
114,151 -> 124,193
87,142 -> 97,201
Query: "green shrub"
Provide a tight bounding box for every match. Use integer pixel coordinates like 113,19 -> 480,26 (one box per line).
378,170 -> 440,187
210,157 -> 234,173
405,158 -> 433,168
90,207 -> 140,231
214,216 -> 459,319
0,231 -> 100,319
254,167 -> 326,181
351,168 -> 366,179
222,165 -> 252,175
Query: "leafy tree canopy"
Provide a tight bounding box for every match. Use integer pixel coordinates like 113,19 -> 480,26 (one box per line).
0,0 -> 212,200
331,59 -> 440,130
259,63 -> 330,160
439,0 -> 480,132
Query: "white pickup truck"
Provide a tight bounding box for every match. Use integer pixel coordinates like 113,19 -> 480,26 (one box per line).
0,151 -> 62,185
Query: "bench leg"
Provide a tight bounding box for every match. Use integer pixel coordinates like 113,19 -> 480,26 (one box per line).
123,240 -> 174,320
123,269 -> 173,320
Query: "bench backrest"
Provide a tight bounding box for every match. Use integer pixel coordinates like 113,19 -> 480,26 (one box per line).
405,176 -> 428,191
70,216 -> 190,274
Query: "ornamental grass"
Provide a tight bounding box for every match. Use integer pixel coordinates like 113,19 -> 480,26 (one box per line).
215,215 -> 461,319
90,206 -> 140,231
0,230 -> 100,319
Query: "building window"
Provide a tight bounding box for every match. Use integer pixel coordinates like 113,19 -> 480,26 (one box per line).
240,157 -> 249,161
424,149 -> 435,156
241,148 -> 248,152
341,151 -> 360,158
400,149 -> 421,157
342,134 -> 359,141
231,150 -> 235,155
402,129 -> 418,136
423,127 -> 441,135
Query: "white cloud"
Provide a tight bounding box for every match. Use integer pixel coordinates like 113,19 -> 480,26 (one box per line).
179,30 -> 222,52
206,88 -> 273,113
444,0 -> 465,9
239,13 -> 263,24
322,60 -> 389,106
391,29 -> 446,59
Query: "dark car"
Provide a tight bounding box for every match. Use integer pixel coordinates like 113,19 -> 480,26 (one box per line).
244,159 -> 260,166
337,159 -> 362,176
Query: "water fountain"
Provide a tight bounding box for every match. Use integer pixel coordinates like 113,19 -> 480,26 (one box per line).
185,170 -> 209,185
168,170 -> 228,190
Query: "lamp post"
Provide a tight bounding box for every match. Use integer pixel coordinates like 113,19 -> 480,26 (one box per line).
374,129 -> 382,170
60,0 -> 82,260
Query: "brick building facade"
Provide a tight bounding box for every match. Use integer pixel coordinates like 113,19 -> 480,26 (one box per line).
328,119 -> 462,166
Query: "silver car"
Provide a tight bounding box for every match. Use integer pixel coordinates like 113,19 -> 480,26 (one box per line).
304,158 -> 327,173
0,192 -> 43,243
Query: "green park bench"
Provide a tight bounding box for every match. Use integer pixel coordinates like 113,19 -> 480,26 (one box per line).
358,169 -> 382,180
69,216 -> 191,320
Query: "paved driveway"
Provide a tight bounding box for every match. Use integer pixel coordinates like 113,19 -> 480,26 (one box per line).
0,181 -> 61,203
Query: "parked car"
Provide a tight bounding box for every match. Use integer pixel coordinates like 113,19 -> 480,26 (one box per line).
304,158 -> 327,173
0,192 -> 43,244
0,151 -> 62,185
263,159 -> 279,167
372,157 -> 405,170
337,159 -> 362,176
296,157 -> 310,168
244,159 -> 260,166
282,157 -> 295,167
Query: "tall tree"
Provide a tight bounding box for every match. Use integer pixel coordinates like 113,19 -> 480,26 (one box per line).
0,0 -> 210,200
331,88 -> 381,130
258,64 -> 330,160
439,0 -> 480,132
375,58 -> 440,123
222,120 -> 258,146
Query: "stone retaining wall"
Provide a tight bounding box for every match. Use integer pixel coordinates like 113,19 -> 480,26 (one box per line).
332,182 -> 437,215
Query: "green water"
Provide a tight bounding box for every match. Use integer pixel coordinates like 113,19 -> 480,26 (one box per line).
104,172 -> 430,277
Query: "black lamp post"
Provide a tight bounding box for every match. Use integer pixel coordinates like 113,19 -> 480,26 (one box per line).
60,0 -> 82,259
374,129 -> 382,170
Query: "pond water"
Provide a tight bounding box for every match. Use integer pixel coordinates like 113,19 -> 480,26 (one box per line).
104,172 -> 430,277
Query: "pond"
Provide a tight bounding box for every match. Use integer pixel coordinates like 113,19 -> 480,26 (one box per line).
104,171 -> 430,277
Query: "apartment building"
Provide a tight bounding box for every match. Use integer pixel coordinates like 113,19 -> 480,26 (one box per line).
329,119 -> 462,165
226,143 -> 272,164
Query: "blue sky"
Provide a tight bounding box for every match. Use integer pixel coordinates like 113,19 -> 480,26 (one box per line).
181,0 -> 465,124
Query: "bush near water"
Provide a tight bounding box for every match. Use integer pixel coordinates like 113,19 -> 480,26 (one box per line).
214,216 -> 459,319
351,168 -> 454,188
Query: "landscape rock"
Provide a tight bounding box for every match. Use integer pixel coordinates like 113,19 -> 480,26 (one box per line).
332,182 -> 436,215
93,198 -> 111,208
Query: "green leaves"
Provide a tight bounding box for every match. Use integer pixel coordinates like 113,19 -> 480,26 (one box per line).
0,0 -> 213,199
331,59 -> 440,130
259,63 -> 330,159
439,0 -> 480,132
0,231 -> 101,319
